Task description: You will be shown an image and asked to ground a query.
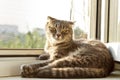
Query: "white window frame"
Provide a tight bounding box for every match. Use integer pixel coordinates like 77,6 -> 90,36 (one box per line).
101,0 -> 120,42
100,0 -> 110,42
0,49 -> 43,56
109,0 -> 119,42
89,0 -> 97,39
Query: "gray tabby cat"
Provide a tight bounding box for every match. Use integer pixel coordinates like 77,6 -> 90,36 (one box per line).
21,16 -> 114,78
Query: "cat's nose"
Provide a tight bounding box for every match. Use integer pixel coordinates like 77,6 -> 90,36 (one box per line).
57,34 -> 61,37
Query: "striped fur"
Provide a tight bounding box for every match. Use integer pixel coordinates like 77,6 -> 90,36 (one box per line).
21,16 -> 114,78
36,68 -> 107,78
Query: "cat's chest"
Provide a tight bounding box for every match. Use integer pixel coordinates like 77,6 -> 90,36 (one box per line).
48,45 -> 90,60
47,47 -> 70,60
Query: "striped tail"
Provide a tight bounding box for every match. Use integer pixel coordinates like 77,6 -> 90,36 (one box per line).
36,67 -> 109,78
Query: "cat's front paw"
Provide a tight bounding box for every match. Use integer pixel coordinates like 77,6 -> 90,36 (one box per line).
21,71 -> 35,78
21,64 -> 34,75
21,71 -> 28,77
37,53 -> 50,60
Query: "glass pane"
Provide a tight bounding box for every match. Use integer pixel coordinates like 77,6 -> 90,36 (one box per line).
119,0 -> 120,23
0,0 -> 91,48
118,0 -> 120,41
109,0 -> 120,42
72,0 -> 90,39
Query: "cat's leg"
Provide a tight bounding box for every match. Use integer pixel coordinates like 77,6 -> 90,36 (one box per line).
21,60 -> 53,77
32,56 -> 80,73
44,56 -> 86,68
21,57 -> 68,78
30,58 -> 106,78
24,57 -> 106,78
49,54 -> 103,68
33,56 -> 107,78
26,57 -> 80,78
36,55 -> 100,71
21,71 -> 37,78
33,56 -> 97,73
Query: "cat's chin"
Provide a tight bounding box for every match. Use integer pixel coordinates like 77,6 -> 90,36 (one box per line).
53,40 -> 64,43
55,38 -> 63,41
54,37 -> 62,41
50,38 -> 65,44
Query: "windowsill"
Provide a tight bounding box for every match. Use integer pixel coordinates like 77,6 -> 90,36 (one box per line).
0,49 -> 43,77
0,57 -> 40,77
0,57 -> 119,77
106,43 -> 120,62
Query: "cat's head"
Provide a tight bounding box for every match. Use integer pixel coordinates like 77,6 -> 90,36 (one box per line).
45,16 -> 74,44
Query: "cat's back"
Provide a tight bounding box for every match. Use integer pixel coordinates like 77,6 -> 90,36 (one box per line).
73,39 -> 114,63
74,39 -> 108,50
73,39 -> 114,71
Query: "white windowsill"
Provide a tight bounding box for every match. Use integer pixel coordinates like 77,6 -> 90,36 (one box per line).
106,43 -> 120,62
0,57 -> 40,77
0,57 -> 120,80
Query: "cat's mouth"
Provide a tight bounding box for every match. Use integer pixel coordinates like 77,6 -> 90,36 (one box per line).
55,35 -> 63,40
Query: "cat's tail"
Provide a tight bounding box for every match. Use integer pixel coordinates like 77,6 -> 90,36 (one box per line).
36,67 -> 110,78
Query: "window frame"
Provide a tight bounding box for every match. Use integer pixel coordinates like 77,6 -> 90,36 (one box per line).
108,0 -> 119,42
0,49 -> 43,56
89,0 -> 97,39
100,0 -> 110,42
100,0 -> 120,42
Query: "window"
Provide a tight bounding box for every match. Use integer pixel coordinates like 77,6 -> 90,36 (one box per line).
71,0 -> 91,39
0,0 -> 96,49
108,0 -> 120,42
100,0 -> 120,42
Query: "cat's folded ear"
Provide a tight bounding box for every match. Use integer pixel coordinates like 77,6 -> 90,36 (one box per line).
47,16 -> 56,22
47,16 -> 55,20
69,21 -> 75,25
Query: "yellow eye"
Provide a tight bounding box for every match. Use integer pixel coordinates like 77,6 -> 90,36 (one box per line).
49,27 -> 56,32
62,29 -> 69,33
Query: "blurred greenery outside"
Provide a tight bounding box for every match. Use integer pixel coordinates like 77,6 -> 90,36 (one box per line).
0,27 -> 86,49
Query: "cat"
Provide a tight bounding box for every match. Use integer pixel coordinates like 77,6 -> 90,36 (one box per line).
21,16 -> 114,78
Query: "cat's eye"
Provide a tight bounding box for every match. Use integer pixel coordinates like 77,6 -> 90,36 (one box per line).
49,27 -> 56,32
62,30 -> 69,33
